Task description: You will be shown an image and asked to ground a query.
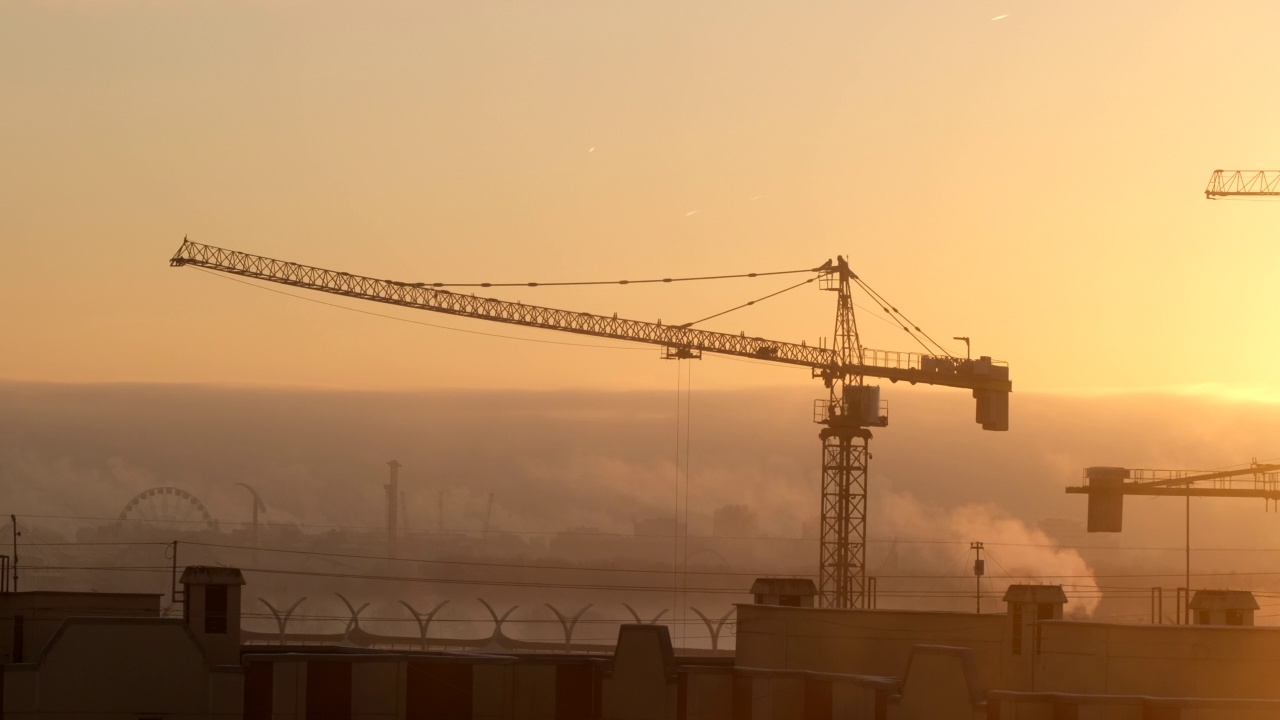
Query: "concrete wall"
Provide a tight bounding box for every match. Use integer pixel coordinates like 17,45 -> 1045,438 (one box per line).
893,646 -> 984,720
245,651 -> 609,720
735,603 -> 1015,690
514,664 -> 557,720
2,617 -> 240,719
1036,621 -> 1280,700
991,692 -> 1280,720
0,591 -> 160,663
602,626 -> 677,720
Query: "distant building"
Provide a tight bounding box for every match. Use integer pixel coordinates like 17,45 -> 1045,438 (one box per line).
711,504 -> 758,539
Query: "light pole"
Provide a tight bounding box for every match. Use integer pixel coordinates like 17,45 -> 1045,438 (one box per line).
972,541 -> 985,614
10,515 -> 19,592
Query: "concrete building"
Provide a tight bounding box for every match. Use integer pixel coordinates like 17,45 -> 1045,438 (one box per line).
2,567 -> 244,718
736,583 -> 1280,719
0,590 -> 160,664
7,571 -> 1280,718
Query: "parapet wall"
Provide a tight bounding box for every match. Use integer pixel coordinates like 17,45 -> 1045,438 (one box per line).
1037,620 -> 1280,700
734,603 -> 1015,690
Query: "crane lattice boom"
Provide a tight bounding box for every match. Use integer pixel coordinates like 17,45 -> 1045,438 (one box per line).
169,240 -> 1011,398
1205,170 -> 1280,199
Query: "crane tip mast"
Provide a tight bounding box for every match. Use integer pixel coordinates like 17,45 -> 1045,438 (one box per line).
170,238 -> 1011,610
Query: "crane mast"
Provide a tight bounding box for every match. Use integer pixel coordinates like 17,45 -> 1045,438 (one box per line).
171,239 -> 1011,609
816,257 -> 880,608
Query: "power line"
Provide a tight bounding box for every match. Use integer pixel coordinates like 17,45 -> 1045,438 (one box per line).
182,540 -> 800,579
237,565 -> 751,594
28,560 -> 1280,590
23,518 -> 1280,553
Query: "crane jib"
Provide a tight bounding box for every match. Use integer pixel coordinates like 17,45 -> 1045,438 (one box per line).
169,238 -> 1011,406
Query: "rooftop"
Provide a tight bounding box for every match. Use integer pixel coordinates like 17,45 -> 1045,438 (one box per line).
179,566 -> 246,586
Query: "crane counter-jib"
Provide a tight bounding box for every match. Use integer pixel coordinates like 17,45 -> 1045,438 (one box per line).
168,238 -> 1010,426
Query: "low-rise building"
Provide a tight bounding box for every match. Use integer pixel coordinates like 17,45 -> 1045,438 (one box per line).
7,572 -> 1280,719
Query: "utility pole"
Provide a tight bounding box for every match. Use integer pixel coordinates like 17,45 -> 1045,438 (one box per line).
10,515 -> 18,592
1185,492 -> 1191,625
972,541 -> 985,614
386,461 -> 400,558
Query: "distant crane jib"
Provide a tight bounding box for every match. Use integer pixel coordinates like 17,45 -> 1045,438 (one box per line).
1205,170 -> 1280,198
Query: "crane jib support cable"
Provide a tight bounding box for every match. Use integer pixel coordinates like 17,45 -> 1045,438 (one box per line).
169,239 -> 1011,394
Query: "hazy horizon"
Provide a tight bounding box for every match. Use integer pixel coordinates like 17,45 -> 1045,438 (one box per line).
6,380 -> 1280,625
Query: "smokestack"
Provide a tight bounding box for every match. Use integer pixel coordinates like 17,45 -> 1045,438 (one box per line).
386,461 -> 400,558
483,492 -> 494,536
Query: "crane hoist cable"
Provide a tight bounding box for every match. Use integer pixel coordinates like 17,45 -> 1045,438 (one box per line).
415,266 -> 822,289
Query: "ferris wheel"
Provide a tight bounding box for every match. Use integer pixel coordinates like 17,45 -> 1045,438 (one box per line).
119,487 -> 217,530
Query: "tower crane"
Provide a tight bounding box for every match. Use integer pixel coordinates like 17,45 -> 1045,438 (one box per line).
1067,462 -> 1280,622
169,239 -> 1012,609
1205,170 -> 1280,199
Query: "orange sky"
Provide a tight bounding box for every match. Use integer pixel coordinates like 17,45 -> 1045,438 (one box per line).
3,0 -> 1280,395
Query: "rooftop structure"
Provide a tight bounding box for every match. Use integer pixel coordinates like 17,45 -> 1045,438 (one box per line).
750,577 -> 817,607
1190,589 -> 1259,626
